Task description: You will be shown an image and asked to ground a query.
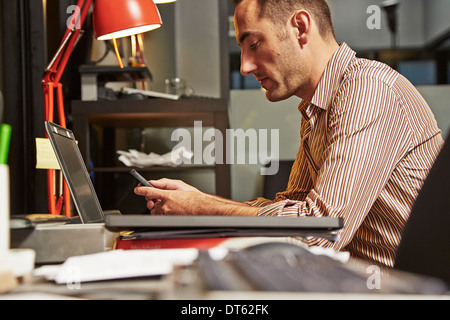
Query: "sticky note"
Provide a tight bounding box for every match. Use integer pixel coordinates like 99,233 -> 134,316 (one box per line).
35,138 -> 60,170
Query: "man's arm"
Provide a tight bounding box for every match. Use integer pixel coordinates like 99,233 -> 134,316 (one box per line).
134,179 -> 259,216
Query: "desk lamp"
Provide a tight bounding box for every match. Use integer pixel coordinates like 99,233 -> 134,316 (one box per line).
42,0 -> 162,216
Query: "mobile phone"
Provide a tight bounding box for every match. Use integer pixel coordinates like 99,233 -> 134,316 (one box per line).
130,169 -> 154,188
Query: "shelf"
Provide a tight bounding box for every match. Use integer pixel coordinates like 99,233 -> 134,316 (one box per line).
88,112 -> 215,128
73,97 -> 228,114
90,165 -> 216,173
71,97 -> 231,210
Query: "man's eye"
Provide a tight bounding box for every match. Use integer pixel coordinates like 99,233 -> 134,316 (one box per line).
250,42 -> 259,49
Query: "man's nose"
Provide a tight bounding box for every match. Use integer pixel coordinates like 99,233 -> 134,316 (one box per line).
240,53 -> 257,76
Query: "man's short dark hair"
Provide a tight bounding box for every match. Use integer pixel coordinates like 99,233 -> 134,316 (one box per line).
233,0 -> 335,40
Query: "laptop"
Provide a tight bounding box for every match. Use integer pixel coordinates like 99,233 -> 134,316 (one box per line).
44,121 -> 343,239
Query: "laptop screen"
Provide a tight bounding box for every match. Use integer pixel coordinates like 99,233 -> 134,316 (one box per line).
45,121 -> 104,224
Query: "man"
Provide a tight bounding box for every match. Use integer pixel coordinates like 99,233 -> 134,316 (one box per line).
135,0 -> 443,268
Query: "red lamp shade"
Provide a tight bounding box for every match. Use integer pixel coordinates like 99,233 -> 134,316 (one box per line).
93,0 -> 162,40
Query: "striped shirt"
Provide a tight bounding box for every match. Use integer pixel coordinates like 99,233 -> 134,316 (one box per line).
247,43 -> 444,268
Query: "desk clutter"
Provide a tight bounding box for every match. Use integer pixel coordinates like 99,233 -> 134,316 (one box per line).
2,230 -> 449,300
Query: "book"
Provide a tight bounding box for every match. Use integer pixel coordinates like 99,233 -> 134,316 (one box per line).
114,237 -> 228,250
122,87 -> 180,100
10,214 -> 72,229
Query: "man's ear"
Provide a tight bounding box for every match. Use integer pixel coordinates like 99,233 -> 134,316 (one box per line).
291,10 -> 311,45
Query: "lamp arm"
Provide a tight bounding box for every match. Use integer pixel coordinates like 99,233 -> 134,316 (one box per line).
41,0 -> 94,217
45,29 -> 76,75
42,0 -> 94,85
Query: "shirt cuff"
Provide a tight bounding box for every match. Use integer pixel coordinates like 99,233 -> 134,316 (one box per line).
245,197 -> 275,208
257,200 -> 303,217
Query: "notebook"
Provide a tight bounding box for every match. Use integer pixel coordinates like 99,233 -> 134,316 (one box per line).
44,121 -> 343,239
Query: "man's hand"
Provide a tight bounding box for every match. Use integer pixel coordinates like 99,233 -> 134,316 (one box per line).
134,178 -> 259,216
148,178 -> 201,193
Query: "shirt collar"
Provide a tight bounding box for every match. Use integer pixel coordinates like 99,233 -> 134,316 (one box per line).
308,42 -> 356,111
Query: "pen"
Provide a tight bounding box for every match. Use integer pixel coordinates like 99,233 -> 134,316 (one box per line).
0,124 -> 12,165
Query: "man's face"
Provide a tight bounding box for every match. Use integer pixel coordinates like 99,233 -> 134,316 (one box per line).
234,0 -> 308,102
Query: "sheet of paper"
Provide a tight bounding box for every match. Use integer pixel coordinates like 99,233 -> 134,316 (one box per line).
35,249 -> 199,284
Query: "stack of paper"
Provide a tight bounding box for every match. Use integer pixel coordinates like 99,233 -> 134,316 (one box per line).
35,249 -> 199,284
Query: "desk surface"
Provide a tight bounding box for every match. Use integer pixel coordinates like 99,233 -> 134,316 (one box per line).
2,238 -> 449,301
3,273 -> 449,301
